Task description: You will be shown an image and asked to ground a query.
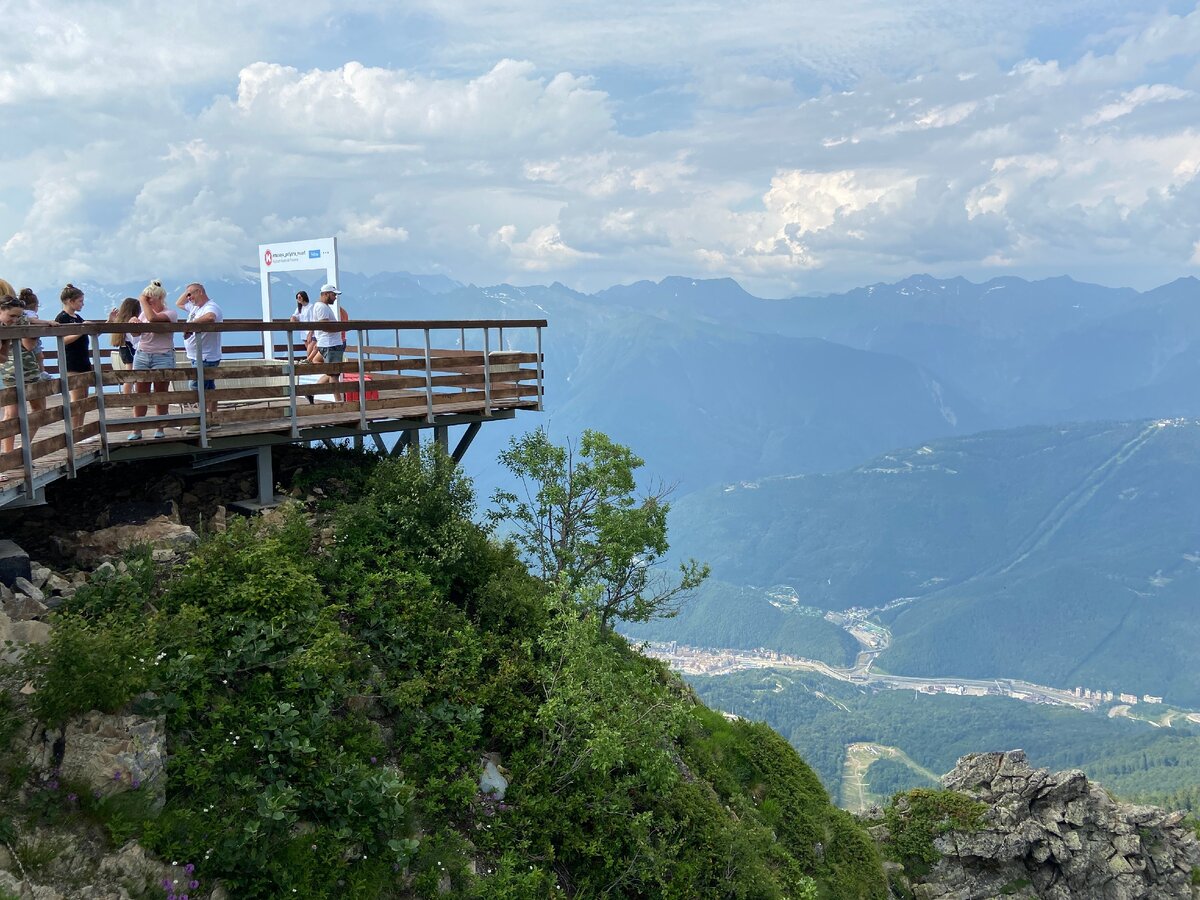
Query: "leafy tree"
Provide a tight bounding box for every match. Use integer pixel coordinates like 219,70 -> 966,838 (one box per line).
492,429 -> 709,631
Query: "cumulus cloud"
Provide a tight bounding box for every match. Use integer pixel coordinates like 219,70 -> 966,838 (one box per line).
220,59 -> 612,153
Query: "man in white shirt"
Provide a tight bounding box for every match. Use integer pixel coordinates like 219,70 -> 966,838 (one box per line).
308,283 -> 345,385
175,283 -> 224,432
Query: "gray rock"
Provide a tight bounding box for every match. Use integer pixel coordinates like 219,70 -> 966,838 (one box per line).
43,573 -> 71,594
479,752 -> 509,800
73,517 -> 198,567
4,595 -> 48,621
895,750 -> 1200,900
14,577 -> 44,602
0,540 -> 32,588
23,712 -> 166,808
29,563 -> 50,590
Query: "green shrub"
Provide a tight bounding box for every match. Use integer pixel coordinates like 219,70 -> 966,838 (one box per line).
24,614 -> 152,727
883,789 -> 987,872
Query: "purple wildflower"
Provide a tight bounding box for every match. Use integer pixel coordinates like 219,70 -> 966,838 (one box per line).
189,881 -> 198,889
131,779 -> 141,789
185,863 -> 195,874
161,878 -> 171,890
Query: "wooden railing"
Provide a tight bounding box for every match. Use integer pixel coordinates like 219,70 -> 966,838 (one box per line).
0,318 -> 545,497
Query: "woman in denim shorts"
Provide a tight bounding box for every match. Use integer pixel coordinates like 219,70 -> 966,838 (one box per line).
130,280 -> 178,441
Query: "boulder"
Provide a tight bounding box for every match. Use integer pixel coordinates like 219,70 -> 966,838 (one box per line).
24,711 -> 167,808
0,540 -> 32,588
0,612 -> 51,663
28,563 -> 51,590
901,750 -> 1200,900
13,577 -> 44,603
479,752 -> 509,800
3,594 -> 48,622
73,516 -> 198,567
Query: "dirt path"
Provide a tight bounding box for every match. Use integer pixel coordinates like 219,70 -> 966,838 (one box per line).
839,742 -> 939,813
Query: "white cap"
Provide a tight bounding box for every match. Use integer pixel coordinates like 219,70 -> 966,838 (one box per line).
320,283 -> 342,295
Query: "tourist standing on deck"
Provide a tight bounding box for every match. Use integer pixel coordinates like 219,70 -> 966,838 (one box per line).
108,298 -> 140,396
130,280 -> 178,441
55,284 -> 91,403
309,284 -> 345,386
292,290 -> 322,364
176,283 -> 223,434
0,295 -> 47,456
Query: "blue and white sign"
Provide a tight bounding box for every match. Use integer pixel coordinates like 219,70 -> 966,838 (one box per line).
256,236 -> 340,357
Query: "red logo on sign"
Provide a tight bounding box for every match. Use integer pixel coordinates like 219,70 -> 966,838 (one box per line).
264,249 -> 273,267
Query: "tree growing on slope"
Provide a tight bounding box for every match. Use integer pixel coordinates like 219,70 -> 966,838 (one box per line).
492,428 -> 709,631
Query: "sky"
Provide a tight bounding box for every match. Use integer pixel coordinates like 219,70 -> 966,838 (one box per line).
3,1 -> 1200,297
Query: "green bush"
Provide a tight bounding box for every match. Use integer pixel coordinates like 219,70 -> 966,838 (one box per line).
24,614 -> 152,727
10,444 -> 889,898
883,789 -> 987,872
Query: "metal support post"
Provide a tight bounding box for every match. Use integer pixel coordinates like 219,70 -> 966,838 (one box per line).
55,336 -> 77,477
195,357 -> 208,448
423,328 -> 435,423
482,327 -> 492,415
256,446 -> 274,506
90,336 -> 111,460
536,326 -> 544,411
10,339 -> 35,495
433,425 -> 448,452
355,328 -> 368,430
451,421 -> 482,463
285,329 -> 299,439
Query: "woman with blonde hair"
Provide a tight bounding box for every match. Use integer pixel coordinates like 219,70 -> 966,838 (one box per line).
130,279 -> 178,440
108,297 -> 140,396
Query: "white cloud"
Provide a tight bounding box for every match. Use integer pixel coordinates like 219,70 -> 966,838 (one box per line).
2,1 -> 1200,296
218,59 -> 612,153
1083,84 -> 1192,126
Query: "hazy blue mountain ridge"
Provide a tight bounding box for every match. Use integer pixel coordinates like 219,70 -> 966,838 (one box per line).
660,419 -> 1200,705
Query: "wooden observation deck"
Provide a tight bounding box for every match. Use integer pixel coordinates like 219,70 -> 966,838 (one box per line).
0,317 -> 545,510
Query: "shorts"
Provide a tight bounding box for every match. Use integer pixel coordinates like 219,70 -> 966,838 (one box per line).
65,361 -> 92,374
133,350 -> 175,371
111,351 -> 131,372
320,344 -> 346,364
188,359 -> 221,391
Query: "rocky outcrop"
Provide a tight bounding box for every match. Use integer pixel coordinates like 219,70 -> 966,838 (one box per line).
68,515 -> 198,567
906,750 -> 1200,900
21,710 -> 167,807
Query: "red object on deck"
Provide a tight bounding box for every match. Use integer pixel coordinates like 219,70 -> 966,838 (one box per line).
340,373 -> 379,402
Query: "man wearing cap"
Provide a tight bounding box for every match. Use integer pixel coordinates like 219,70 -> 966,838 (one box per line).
308,283 -> 347,385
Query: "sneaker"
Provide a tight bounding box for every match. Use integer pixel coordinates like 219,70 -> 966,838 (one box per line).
127,432 -> 142,441
208,422 -> 222,430
153,429 -> 166,440
183,425 -> 201,436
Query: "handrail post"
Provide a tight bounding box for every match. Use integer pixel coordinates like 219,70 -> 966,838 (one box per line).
90,332 -> 111,461
195,356 -> 208,448
536,326 -> 544,411
55,335 -> 77,477
286,326 -> 299,439
482,326 -> 492,416
498,326 -> 504,350
355,328 -> 368,430
10,339 -> 35,495
423,328 -> 435,423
